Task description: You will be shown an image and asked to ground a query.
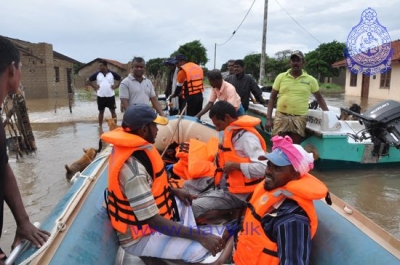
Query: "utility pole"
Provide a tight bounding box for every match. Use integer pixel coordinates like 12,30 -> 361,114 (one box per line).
213,43 -> 217,69
259,0 -> 268,85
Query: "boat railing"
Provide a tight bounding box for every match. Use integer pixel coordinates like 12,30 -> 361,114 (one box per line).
5,222 -> 40,265
14,146 -> 111,265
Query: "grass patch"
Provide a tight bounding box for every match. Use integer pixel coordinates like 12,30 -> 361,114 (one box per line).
319,83 -> 344,93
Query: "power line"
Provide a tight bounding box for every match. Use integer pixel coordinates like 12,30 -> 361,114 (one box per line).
274,0 -> 322,44
217,0 -> 257,47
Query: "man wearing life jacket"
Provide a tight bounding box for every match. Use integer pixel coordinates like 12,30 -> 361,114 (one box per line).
192,101 -> 267,224
170,54 -> 204,116
233,135 -> 329,265
101,104 -> 226,263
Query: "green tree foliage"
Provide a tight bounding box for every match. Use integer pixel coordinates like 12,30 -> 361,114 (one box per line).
220,62 -> 228,72
243,53 -> 262,80
267,53 -> 290,80
304,40 -> 346,81
146,58 -> 168,77
173,40 -> 208,66
242,52 -> 289,83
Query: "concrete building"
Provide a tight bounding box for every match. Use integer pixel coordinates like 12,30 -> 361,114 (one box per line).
332,40 -> 400,101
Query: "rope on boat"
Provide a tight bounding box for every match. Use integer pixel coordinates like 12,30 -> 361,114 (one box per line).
18,155 -> 106,264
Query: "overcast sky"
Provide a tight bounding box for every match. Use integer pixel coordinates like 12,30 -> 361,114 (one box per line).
1,0 -> 399,69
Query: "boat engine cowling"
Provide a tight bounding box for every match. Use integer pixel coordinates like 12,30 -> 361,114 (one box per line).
363,100 -> 400,148
341,100 -> 400,149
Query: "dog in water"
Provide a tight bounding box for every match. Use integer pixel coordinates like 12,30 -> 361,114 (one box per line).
64,140 -> 102,180
105,117 -> 119,131
340,103 -> 362,121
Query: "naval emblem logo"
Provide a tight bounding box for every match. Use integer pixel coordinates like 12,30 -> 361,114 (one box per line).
345,7 -> 393,76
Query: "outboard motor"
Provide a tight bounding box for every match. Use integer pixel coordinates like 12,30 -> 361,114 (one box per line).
341,100 -> 400,155
362,100 -> 400,148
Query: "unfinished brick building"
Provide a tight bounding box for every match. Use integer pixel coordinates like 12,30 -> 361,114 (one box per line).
5,36 -> 82,99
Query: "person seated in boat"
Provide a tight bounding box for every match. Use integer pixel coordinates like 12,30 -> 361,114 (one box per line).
101,104 -> 230,264
195,69 -> 245,120
192,101 -> 267,225
265,50 -> 329,144
0,36 -> 50,263
232,135 -> 328,265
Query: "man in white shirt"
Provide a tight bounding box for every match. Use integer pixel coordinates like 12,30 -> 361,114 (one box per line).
86,59 -> 121,128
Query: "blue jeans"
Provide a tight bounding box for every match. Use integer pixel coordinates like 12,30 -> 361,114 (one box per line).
237,104 -> 245,116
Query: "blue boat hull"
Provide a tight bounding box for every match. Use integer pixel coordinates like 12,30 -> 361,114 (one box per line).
312,198 -> 400,264
14,148 -> 119,265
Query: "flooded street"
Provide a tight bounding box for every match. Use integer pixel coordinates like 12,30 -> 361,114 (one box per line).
1,89 -> 400,255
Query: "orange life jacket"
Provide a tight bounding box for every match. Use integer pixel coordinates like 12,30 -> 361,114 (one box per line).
173,137 -> 218,181
101,128 -> 175,239
215,115 -> 267,193
233,173 -> 328,265
180,62 -> 204,97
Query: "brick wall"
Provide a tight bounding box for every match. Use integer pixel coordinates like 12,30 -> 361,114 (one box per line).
19,42 -> 75,99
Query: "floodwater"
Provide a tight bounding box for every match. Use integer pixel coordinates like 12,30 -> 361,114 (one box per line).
1,89 -> 400,256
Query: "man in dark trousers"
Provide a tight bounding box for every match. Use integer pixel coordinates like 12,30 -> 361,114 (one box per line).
170,54 -> 204,116
86,60 -> 121,128
225,59 -> 266,111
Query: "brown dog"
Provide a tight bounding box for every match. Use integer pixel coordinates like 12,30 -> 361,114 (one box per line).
64,141 -> 102,180
105,117 -> 119,131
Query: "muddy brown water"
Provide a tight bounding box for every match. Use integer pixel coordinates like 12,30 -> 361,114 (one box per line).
1,90 -> 400,256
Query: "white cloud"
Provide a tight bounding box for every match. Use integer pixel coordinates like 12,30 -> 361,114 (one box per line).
1,0 -> 399,69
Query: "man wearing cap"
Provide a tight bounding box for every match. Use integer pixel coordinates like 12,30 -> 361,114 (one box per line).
163,58 -> 177,99
163,58 -> 180,114
266,50 -> 329,144
233,135 -> 329,265
119,57 -> 166,116
101,104 -> 226,263
170,54 -> 204,116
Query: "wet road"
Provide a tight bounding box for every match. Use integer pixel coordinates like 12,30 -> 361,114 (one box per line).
1,90 -> 400,256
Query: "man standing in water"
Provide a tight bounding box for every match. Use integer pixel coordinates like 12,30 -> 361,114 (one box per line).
0,36 -> 50,263
119,57 -> 166,116
86,60 -> 121,128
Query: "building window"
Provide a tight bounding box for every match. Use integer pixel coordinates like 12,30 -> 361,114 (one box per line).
380,69 -> 391,89
350,73 -> 357,87
54,67 -> 60,82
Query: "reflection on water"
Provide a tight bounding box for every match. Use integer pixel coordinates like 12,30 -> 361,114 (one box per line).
1,91 -> 400,255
